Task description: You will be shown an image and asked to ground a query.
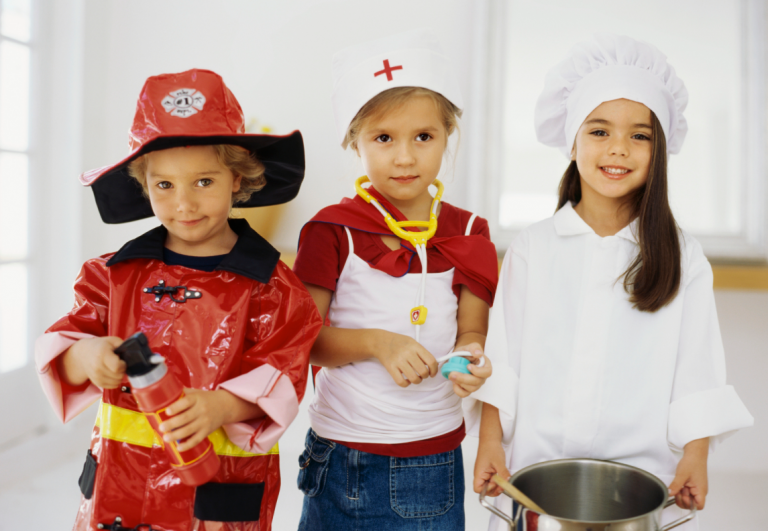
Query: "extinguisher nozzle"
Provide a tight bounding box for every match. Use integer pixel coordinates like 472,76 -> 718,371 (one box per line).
115,332 -> 160,377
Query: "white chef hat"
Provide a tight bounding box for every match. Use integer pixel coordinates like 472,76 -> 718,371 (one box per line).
332,28 -> 463,146
535,33 -> 689,159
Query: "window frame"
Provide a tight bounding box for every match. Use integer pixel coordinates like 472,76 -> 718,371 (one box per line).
468,0 -> 768,261
0,0 -> 33,374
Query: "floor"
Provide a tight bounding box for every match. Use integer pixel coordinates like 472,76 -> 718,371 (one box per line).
0,400 -> 764,530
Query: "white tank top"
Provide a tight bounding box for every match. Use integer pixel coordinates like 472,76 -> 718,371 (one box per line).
309,216 -> 477,443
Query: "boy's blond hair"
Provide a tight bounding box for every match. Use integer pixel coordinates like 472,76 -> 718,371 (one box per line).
127,144 -> 266,205
343,87 -> 462,151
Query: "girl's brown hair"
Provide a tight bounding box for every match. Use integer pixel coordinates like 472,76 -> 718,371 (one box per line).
343,86 -> 461,151
127,144 -> 266,205
557,111 -> 681,312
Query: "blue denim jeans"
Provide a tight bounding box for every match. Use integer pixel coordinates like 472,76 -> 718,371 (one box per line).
297,428 -> 465,530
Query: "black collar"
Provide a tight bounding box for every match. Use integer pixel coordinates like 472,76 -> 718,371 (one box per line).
106,218 -> 280,284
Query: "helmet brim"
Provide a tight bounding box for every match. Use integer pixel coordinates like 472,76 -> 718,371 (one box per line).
86,130 -> 305,224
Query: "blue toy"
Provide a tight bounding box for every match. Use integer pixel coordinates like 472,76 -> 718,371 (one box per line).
437,350 -> 485,379
441,356 -> 471,378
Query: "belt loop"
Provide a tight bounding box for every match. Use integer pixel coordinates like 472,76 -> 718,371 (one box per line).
346,448 -> 360,500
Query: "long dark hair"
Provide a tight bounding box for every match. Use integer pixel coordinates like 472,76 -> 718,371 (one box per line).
556,112 -> 681,312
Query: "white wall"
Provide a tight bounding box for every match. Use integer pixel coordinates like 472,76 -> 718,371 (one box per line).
708,290 -> 767,474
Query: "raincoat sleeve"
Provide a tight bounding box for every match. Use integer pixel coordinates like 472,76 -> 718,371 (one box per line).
667,238 -> 753,452
34,257 -> 110,423
218,261 -> 322,454
464,231 -> 527,445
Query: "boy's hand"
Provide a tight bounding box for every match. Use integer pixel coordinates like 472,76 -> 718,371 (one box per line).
668,438 -> 709,510
158,388 -> 234,452
63,336 -> 126,388
375,330 -> 438,387
474,438 -> 510,497
448,342 -> 491,398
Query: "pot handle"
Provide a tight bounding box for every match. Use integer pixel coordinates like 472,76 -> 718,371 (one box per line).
479,482 -> 522,530
660,497 -> 697,530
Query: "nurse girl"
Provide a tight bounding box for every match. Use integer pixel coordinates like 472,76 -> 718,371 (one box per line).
470,34 -> 754,530
292,30 -> 499,530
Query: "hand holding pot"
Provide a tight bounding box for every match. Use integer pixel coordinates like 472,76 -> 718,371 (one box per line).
474,438 -> 510,497
668,437 -> 709,510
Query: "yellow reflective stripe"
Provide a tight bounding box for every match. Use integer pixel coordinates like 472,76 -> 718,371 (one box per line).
95,401 -> 279,457
207,427 -> 278,457
96,400 -> 162,448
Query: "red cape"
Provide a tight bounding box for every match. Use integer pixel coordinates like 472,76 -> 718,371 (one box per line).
299,188 -> 498,304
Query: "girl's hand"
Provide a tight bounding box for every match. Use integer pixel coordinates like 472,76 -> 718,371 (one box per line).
375,330 -> 438,387
62,336 -> 126,388
448,342 -> 492,398
668,438 -> 709,510
159,388 -> 230,452
474,438 -> 510,497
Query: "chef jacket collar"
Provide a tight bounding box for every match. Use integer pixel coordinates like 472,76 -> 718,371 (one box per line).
554,202 -> 638,244
106,218 -> 280,283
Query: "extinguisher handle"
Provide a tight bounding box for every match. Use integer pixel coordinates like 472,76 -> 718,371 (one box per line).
114,332 -> 157,377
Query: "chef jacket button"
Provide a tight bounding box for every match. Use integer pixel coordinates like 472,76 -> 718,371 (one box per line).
121,386 -> 130,393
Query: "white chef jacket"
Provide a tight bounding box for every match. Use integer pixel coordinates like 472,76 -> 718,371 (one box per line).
466,203 -> 753,526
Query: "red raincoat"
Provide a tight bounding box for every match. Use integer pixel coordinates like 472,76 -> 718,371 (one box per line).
36,220 -> 321,531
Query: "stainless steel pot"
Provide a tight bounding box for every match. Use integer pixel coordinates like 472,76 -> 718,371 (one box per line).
479,458 -> 696,531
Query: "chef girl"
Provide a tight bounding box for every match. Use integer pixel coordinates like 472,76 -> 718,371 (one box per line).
291,30 -> 498,529
34,69 -> 322,531
469,34 -> 754,530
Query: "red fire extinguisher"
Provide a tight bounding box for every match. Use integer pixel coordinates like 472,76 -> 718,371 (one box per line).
115,332 -> 220,486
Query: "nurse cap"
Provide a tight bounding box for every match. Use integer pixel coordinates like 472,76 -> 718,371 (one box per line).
80,69 -> 305,224
332,28 -> 463,146
534,33 -> 689,159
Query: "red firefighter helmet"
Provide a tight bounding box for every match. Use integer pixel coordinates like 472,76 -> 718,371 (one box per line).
81,68 -> 305,224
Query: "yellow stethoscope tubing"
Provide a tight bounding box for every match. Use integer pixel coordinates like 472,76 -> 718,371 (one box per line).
354,176 -> 442,247
354,176 -> 443,342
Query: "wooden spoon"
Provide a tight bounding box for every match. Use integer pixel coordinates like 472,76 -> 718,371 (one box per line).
491,474 -> 548,515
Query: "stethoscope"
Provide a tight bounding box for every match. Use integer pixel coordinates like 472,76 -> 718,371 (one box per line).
355,175 -> 440,344
355,176 -> 485,378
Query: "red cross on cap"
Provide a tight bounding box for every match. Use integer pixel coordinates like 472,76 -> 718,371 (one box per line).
374,59 -> 403,82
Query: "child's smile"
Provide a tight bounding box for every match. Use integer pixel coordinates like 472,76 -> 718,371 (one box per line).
177,218 -> 204,226
599,165 -> 632,178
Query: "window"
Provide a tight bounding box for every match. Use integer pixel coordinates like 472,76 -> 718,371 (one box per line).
0,0 -> 31,373
472,0 -> 767,260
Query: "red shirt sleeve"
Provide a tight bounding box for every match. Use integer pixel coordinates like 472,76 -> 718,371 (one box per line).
293,222 -> 350,292
451,215 -> 496,307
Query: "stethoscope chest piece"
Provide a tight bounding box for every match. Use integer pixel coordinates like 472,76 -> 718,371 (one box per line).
437,350 -> 485,379
441,357 -> 471,378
